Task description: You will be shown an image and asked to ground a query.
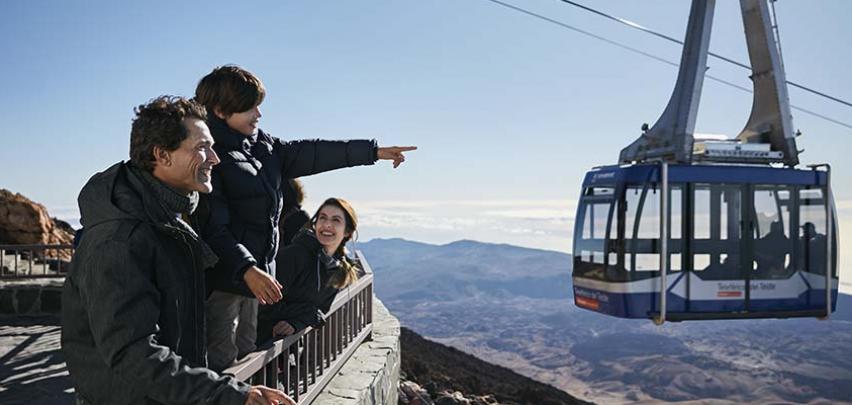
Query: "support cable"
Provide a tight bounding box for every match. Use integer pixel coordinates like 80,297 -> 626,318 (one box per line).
482,0 -> 852,130
556,0 -> 852,109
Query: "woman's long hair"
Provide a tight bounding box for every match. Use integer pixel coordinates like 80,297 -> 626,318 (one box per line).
310,197 -> 359,289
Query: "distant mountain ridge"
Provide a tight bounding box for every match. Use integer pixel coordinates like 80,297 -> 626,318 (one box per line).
359,238 -> 572,302
360,237 -> 852,404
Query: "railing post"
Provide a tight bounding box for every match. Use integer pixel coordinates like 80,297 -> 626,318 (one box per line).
280,353 -> 290,395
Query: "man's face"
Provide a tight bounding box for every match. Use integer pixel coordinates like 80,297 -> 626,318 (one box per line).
224,104 -> 261,136
154,118 -> 220,194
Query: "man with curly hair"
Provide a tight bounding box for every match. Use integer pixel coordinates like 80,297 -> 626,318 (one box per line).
61,96 -> 292,405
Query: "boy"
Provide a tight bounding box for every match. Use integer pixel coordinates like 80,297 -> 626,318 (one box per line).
194,65 -> 415,371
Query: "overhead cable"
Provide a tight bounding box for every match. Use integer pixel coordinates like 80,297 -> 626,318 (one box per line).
557,0 -> 852,109
482,0 -> 852,131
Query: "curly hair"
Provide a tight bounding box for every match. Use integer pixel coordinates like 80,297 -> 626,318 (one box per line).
195,65 -> 266,117
129,96 -> 207,171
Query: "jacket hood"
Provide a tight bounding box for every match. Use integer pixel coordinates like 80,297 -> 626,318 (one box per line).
77,162 -> 155,230
292,228 -> 322,253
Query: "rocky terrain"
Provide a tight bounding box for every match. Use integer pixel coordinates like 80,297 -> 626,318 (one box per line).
360,238 -> 852,404
398,327 -> 590,405
0,189 -> 74,274
0,189 -> 74,247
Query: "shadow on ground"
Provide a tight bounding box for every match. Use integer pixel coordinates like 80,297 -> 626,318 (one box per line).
0,316 -> 73,405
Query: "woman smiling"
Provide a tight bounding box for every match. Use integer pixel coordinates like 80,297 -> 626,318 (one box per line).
257,198 -> 361,343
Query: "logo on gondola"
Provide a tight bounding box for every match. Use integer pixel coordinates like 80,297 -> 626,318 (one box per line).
592,172 -> 616,181
717,282 -> 744,298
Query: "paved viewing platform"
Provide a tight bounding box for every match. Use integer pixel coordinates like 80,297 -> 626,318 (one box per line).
0,315 -> 70,404
0,298 -> 400,405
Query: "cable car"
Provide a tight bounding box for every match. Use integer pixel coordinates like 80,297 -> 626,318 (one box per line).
571,0 -> 839,323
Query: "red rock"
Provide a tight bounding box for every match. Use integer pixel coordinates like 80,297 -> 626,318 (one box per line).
0,189 -> 73,260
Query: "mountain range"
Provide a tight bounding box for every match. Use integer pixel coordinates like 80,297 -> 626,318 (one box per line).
358,238 -> 852,404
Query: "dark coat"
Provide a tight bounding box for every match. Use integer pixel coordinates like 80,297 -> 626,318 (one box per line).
199,116 -> 376,296
256,230 -> 350,344
61,162 -> 248,405
279,179 -> 310,247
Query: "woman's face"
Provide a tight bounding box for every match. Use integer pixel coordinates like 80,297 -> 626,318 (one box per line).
315,204 -> 350,254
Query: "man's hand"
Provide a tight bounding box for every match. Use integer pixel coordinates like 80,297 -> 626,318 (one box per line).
243,266 -> 283,305
273,321 -> 296,337
245,385 -> 294,405
377,146 -> 417,168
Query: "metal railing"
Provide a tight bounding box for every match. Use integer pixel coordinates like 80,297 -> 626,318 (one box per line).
225,251 -> 375,404
0,244 -> 74,279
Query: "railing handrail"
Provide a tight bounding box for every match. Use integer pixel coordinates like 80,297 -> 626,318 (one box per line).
225,250 -> 376,403
227,269 -> 374,381
0,243 -> 74,250
1,243 -> 75,279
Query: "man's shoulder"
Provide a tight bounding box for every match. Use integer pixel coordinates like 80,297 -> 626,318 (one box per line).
77,219 -> 158,255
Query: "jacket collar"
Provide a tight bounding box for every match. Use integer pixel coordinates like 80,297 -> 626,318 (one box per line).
293,228 -> 343,270
207,115 -> 250,152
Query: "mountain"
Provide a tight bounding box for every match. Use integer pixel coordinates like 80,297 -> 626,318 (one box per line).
363,238 -> 571,303
359,238 -> 852,404
399,327 -> 590,405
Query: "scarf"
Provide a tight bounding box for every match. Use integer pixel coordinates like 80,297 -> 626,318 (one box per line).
132,165 -> 219,270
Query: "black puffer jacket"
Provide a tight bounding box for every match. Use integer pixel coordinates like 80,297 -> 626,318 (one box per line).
256,230 -> 354,344
200,116 -> 376,296
61,162 -> 249,405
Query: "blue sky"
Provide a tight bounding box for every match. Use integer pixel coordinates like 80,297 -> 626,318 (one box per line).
1,1 -> 850,282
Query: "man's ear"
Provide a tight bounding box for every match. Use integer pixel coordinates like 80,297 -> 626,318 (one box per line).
213,106 -> 228,120
152,145 -> 172,167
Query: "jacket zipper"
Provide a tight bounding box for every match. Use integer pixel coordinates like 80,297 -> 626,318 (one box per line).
178,232 -> 204,364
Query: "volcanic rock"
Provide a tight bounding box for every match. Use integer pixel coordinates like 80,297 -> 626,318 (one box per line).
0,189 -> 73,261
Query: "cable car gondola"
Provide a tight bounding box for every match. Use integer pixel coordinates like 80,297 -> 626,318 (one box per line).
571,0 -> 839,323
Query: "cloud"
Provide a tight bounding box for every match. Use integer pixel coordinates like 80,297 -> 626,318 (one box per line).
345,198 -> 576,252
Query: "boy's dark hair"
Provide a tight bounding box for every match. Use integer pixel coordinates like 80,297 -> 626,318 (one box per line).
195,65 -> 266,117
129,95 -> 207,171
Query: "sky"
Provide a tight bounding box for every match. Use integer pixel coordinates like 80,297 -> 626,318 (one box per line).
1,0 -> 850,288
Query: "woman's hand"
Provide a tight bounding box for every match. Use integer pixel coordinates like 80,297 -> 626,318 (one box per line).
243,266 -> 283,305
377,146 -> 417,168
273,321 -> 296,337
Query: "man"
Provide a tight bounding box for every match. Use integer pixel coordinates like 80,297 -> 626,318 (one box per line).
61,96 -> 292,405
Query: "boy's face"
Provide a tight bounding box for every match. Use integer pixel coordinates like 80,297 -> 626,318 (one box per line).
221,104 -> 261,137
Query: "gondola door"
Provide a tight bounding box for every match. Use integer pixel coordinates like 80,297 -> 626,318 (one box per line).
687,183 -> 748,314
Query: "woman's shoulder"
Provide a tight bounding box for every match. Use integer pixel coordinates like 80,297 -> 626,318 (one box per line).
280,231 -> 320,260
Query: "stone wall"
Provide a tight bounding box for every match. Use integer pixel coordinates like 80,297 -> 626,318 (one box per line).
0,278 -> 64,315
315,298 -> 401,405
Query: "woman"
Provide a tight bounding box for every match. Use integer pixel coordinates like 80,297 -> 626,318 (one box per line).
257,197 -> 361,343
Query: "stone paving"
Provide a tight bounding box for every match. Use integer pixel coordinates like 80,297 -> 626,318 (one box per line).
0,298 -> 401,405
0,315 -> 73,405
